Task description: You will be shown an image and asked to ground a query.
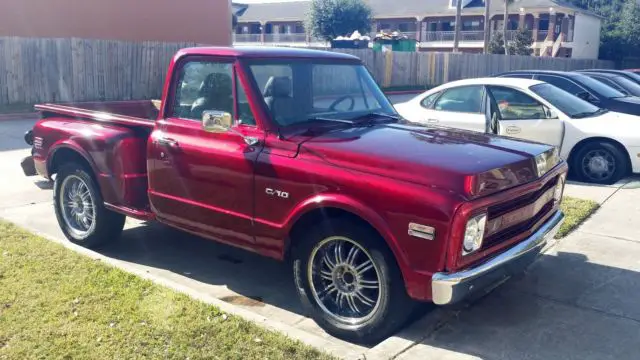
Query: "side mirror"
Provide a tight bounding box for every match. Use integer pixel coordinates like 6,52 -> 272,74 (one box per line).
201,110 -> 260,146
202,110 -> 233,133
576,91 -> 590,101
545,107 -> 559,119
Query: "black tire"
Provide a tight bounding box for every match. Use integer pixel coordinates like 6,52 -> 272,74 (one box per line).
573,141 -> 628,185
53,162 -> 126,248
292,218 -> 415,344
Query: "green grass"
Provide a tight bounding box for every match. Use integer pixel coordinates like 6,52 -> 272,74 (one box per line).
0,221 -> 334,360
556,196 -> 600,239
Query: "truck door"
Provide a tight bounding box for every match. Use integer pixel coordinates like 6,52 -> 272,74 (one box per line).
487,85 -> 563,148
148,58 -> 264,247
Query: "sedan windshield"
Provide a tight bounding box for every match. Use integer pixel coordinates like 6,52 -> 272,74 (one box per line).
530,83 -> 603,118
246,60 -> 397,127
612,76 -> 640,96
572,73 -> 627,98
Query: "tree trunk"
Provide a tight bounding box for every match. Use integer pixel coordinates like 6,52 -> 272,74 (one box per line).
453,0 -> 463,52
503,0 -> 509,55
483,0 -> 491,53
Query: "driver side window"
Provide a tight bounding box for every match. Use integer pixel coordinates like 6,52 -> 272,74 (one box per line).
488,86 -> 548,120
171,61 -> 234,121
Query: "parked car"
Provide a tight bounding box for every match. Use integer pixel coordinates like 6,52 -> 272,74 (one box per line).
395,77 -> 640,184
576,69 -> 640,84
495,70 -> 640,116
20,46 -> 568,343
625,68 -> 640,76
579,71 -> 640,97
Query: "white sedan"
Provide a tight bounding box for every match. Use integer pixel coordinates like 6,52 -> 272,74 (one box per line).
395,77 -> 640,184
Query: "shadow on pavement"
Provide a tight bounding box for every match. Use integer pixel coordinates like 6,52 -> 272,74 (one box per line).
400,251 -> 640,360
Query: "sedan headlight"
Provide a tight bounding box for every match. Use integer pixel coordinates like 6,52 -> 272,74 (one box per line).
462,213 -> 487,255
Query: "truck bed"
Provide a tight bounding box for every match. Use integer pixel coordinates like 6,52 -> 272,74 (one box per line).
35,100 -> 160,128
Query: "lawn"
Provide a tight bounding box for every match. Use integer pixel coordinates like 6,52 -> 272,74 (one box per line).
556,196 -> 599,239
0,221 -> 334,360
0,197 -> 597,359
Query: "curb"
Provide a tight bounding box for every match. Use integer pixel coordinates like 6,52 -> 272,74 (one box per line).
0,112 -> 38,122
6,221 -> 368,360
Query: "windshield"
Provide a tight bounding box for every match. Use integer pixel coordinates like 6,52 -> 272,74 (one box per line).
530,83 -> 602,118
613,76 -> 640,95
246,60 -> 396,127
572,73 -> 627,98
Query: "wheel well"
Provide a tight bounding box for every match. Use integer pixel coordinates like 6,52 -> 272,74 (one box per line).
49,148 -> 93,178
567,137 -> 632,174
286,207 -> 386,261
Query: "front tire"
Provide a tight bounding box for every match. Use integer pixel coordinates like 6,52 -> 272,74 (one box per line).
53,163 -> 126,248
573,141 -> 628,185
292,218 -> 414,344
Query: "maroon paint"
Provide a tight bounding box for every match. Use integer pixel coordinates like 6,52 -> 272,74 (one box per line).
29,46 -> 568,302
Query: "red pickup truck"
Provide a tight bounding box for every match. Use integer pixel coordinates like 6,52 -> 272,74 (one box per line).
21,46 -> 567,343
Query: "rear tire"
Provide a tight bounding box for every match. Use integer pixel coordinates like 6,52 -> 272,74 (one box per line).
53,162 -> 125,248
573,141 -> 628,185
292,218 -> 415,344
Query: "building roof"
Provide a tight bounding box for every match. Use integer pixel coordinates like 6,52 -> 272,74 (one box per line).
236,0 -> 601,23
176,46 -> 361,60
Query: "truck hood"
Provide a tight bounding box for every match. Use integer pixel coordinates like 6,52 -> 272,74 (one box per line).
299,123 -> 558,199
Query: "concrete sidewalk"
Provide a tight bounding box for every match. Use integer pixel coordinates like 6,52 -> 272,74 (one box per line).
2,116 -> 640,360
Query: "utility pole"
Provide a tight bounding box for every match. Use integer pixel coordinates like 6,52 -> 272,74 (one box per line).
453,0 -> 463,52
483,0 -> 491,53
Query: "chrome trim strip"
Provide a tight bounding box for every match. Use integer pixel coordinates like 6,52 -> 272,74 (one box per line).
432,210 -> 565,305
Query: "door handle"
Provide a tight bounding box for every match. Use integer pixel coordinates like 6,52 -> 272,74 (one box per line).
427,119 -> 439,123
156,137 -> 179,148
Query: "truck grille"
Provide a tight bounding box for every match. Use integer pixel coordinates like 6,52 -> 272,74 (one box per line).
482,175 -> 559,249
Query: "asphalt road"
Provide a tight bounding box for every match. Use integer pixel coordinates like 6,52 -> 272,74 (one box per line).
2,99 -> 640,359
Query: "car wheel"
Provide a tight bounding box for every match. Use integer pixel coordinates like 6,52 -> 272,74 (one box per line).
573,141 -> 628,185
53,162 -> 126,248
292,218 -> 415,344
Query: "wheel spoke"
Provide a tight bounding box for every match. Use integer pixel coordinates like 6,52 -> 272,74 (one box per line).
355,290 -> 376,307
322,251 -> 336,270
320,269 -> 333,281
345,246 -> 359,266
320,283 -> 338,299
334,241 -> 345,264
355,260 -> 373,274
359,278 -> 379,290
336,292 -> 345,308
346,294 -> 360,314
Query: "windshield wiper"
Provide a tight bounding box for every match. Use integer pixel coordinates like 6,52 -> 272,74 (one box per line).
572,108 -> 607,119
350,112 -> 400,126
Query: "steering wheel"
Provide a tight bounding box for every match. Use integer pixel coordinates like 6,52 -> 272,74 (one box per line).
328,95 -> 356,111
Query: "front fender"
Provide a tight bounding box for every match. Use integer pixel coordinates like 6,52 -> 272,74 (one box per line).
283,193 -> 411,275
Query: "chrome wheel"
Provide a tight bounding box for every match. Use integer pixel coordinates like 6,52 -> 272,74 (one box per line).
308,236 -> 382,325
60,175 -> 96,239
582,149 -> 616,182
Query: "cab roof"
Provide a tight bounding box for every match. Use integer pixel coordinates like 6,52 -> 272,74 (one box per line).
175,46 -> 361,61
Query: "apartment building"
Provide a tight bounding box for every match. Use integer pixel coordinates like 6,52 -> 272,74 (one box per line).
234,0 -> 603,59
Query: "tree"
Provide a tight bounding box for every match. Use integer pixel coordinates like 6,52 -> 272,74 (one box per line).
509,27 -> 534,55
305,0 -> 373,41
619,0 -> 640,57
502,0 -> 514,55
488,31 -> 506,54
453,0 -> 463,52
483,0 -> 492,53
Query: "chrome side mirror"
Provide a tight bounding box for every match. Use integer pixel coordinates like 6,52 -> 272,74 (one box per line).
202,110 -> 233,133
201,110 -> 260,146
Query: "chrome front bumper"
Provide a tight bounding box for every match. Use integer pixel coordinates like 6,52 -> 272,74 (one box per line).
432,210 -> 565,305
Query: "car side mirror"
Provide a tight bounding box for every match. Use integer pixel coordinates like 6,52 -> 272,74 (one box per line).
545,107 -> 559,119
201,110 -> 260,146
202,110 -> 233,133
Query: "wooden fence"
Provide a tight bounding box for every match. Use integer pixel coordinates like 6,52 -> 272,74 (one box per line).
0,37 -> 616,106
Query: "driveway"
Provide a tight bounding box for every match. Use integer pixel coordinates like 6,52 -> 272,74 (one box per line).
2,106 -> 640,359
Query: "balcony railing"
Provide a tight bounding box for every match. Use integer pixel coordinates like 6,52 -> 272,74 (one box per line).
423,31 -> 485,42
234,33 -> 262,43
537,30 -> 550,42
264,33 -> 308,43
